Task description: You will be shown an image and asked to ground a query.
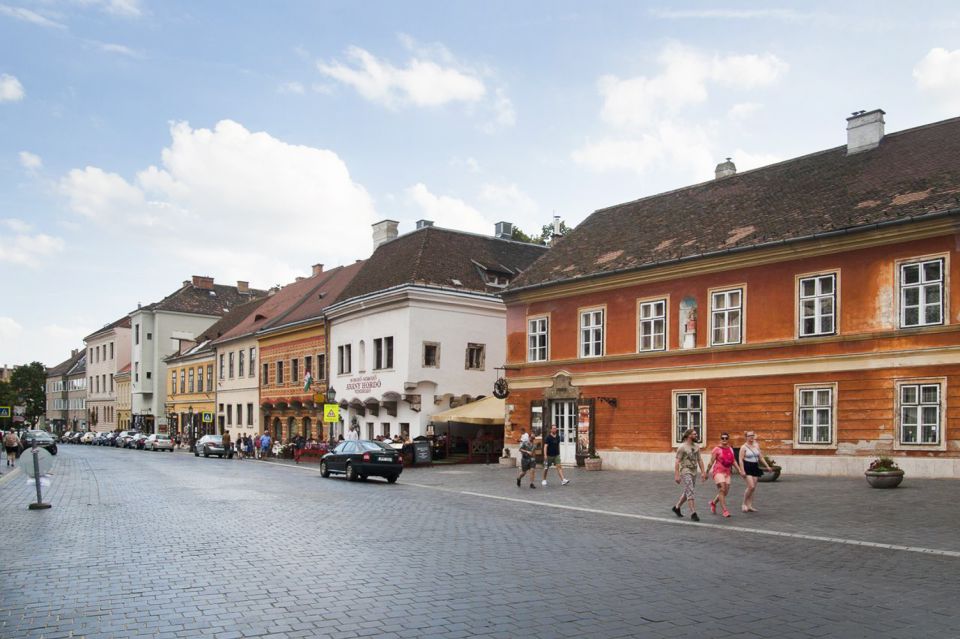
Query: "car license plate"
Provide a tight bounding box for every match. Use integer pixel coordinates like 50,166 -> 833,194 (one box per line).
378,456 -> 392,462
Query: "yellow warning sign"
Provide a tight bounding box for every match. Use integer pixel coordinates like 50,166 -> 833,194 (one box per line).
323,403 -> 340,423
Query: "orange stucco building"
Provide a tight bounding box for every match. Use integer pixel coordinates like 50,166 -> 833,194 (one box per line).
502,111 -> 960,477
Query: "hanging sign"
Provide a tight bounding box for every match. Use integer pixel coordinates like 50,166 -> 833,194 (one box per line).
323,403 -> 340,423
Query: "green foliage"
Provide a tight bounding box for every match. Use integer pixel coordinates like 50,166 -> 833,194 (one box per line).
868,456 -> 901,472
511,220 -> 572,246
10,362 -> 47,426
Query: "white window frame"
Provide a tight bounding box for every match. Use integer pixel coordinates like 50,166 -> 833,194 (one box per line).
579,306 -> 605,358
672,389 -> 705,447
709,286 -> 744,346
794,383 -> 837,449
527,315 -> 549,362
894,378 -> 946,451
337,345 -> 352,375
897,255 -> 947,329
637,296 -> 668,352
797,272 -> 838,338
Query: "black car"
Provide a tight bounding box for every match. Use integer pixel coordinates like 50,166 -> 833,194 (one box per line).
320,440 -> 402,483
18,430 -> 58,456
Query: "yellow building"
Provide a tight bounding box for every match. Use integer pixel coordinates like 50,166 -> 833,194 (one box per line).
164,345 -> 216,439
115,364 -> 131,430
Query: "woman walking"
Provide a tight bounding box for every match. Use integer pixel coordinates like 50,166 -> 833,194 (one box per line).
4,429 -> 20,468
705,432 -> 744,518
739,431 -> 773,512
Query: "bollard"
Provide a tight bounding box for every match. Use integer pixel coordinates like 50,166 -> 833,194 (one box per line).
28,442 -> 51,510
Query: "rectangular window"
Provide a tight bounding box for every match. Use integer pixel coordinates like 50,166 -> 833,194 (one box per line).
110,342 -> 114,359
305,355 -> 313,381
797,386 -> 835,445
673,391 -> 704,444
899,382 -> 943,446
180,370 -> 185,394
206,365 -> 213,390
236,404 -> 242,426
262,363 -> 269,386
249,347 -> 257,377
238,350 -> 245,378
318,353 -> 326,380
198,366 -> 204,393
188,368 -> 194,393
799,274 -> 836,337
580,309 -> 604,357
227,404 -> 232,426
711,288 -> 743,345
134,363 -> 139,383
219,354 -> 225,379
110,374 -> 114,393
423,342 -> 439,367
228,352 -> 235,378
466,343 -> 485,370
638,299 -> 667,351
135,324 -> 140,345
900,258 -> 944,327
277,361 -> 284,384
247,403 -> 254,426
292,358 -> 299,382
528,317 -> 549,362
374,337 -> 394,370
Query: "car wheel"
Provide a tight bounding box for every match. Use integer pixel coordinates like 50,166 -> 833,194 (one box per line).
360,475 -> 368,481
387,475 -> 398,484
204,451 -> 209,458
345,462 -> 358,482
320,461 -> 330,478
194,451 -> 199,457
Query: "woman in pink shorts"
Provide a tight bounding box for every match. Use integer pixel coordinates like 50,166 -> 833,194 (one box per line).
705,432 -> 744,517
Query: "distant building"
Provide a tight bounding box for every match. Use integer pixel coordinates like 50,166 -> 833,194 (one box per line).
45,349 -> 86,434
83,316 -> 131,433
115,364 -> 131,430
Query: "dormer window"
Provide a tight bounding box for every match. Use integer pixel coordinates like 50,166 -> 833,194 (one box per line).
484,271 -> 510,287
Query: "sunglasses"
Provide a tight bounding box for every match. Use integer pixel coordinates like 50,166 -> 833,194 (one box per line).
720,437 -> 729,440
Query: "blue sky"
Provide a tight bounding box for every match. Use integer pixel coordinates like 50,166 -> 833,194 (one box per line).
2,1 -> 960,367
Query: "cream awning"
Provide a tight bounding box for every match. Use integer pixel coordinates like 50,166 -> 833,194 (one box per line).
430,396 -> 505,425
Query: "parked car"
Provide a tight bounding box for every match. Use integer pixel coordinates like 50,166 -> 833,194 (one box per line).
59,431 -> 74,443
17,430 -> 58,457
131,433 -> 149,449
144,434 -> 174,452
101,432 -> 118,446
320,440 -> 402,483
194,434 -> 226,458
80,432 -> 97,444
115,431 -> 139,448
67,432 -> 83,444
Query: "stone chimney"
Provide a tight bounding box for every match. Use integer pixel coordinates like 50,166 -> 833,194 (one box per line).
71,349 -> 78,357
236,280 -> 249,293
192,275 -> 214,290
372,219 -> 399,250
311,263 -> 324,276
416,219 -> 434,230
715,157 -> 736,179
846,109 -> 885,154
494,221 -> 513,239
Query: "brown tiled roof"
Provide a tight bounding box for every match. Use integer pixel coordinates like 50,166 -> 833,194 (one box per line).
261,262 -> 366,331
141,281 -> 267,317
335,227 -> 548,302
509,116 -> 960,292
47,350 -> 85,377
83,315 -> 131,342
166,297 -> 271,363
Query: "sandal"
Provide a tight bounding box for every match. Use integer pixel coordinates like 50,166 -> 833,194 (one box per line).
722,510 -> 731,518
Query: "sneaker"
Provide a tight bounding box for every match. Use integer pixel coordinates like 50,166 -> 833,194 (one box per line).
709,501 -> 717,515
722,510 -> 731,518
541,480 -> 548,487
561,479 -> 570,486
691,512 -> 700,522
671,506 -> 684,518
530,483 -> 536,489
516,477 -> 521,487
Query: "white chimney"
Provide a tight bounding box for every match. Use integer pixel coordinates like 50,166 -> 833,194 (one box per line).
715,157 -> 736,179
371,219 -> 399,250
846,109 -> 885,154
494,221 -> 513,239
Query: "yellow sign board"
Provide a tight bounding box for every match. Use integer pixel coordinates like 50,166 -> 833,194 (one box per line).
0,406 -> 9,418
202,411 -> 214,424
323,403 -> 340,423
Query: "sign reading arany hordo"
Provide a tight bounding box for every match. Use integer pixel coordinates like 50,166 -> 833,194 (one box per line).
0,406 -> 10,418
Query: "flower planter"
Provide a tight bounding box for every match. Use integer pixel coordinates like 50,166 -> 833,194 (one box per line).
584,457 -> 602,471
499,456 -> 517,468
865,469 -> 904,488
758,466 -> 781,483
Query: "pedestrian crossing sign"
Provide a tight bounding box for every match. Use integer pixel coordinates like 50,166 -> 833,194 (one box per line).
323,403 -> 340,423
202,412 -> 213,423
0,406 -> 9,418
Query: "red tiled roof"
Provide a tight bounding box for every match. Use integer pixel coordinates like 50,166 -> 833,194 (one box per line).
140,281 -> 267,317
509,116 -> 960,292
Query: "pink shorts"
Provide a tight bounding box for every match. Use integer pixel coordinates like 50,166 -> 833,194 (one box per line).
713,471 -> 731,485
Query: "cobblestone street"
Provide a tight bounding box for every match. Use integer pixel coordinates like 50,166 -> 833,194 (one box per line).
1,446 -> 958,638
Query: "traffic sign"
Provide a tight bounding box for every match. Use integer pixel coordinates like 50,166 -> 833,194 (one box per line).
323,403 -> 340,423
0,406 -> 10,418
202,412 -> 214,423
23,448 -> 53,478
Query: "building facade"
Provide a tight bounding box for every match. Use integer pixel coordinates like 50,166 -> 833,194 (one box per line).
83,317 -> 131,433
45,349 -> 86,434
502,110 -> 960,478
115,364 -> 131,430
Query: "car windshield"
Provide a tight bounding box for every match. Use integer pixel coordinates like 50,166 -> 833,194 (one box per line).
359,441 -> 394,451
206,436 -> 223,443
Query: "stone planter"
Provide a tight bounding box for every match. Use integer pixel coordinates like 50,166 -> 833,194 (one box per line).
758,466 -> 781,483
499,456 -> 517,468
584,457 -> 602,471
865,469 -> 904,488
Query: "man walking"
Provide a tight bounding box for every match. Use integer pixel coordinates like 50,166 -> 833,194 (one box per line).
222,431 -> 232,459
541,424 -> 569,487
516,428 -> 537,489
254,433 -> 262,460
260,431 -> 272,459
673,428 -> 705,522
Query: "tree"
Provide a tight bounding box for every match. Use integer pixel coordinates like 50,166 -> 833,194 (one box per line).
10,362 -> 46,426
511,220 -> 572,246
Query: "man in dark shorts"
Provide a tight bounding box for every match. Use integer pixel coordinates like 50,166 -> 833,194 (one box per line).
541,424 -> 570,487
516,428 -> 537,489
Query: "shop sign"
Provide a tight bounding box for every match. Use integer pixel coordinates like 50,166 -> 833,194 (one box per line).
345,375 -> 382,392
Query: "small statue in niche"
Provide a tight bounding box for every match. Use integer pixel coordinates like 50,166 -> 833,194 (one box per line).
680,297 -> 698,349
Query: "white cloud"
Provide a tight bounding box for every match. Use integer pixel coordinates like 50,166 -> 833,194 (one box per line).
650,8 -> 808,21
729,148 -> 784,172
0,316 -> 24,342
406,183 -> 490,234
0,218 -> 65,268
318,45 -> 486,108
0,73 -> 25,102
19,151 -> 42,170
97,42 -> 139,57
479,183 -> 539,220
75,0 -> 142,17
728,102 -> 763,121
914,47 -> 960,111
598,44 -> 786,128
278,81 -> 305,95
59,119 -> 379,284
0,4 -> 66,29
573,120 -> 715,177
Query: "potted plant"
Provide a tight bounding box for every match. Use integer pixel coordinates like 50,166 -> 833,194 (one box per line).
865,457 -> 904,488
584,453 -> 602,471
499,447 -> 516,468
758,457 -> 782,483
